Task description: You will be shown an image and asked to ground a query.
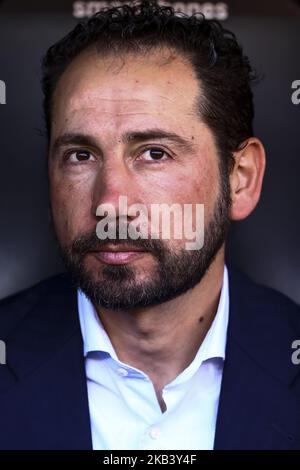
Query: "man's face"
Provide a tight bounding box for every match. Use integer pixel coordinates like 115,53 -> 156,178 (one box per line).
48,46 -> 231,309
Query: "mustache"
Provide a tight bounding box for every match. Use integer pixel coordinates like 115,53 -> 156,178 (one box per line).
69,228 -> 166,260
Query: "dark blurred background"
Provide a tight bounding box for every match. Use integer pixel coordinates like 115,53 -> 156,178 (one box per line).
0,0 -> 299,302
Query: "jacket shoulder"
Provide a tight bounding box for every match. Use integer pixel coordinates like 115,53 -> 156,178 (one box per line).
0,274 -> 74,339
228,266 -> 300,343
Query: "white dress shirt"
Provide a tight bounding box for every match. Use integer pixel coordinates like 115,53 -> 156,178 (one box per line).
77,266 -> 229,450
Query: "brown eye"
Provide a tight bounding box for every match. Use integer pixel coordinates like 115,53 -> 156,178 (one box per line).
68,150 -> 95,163
141,148 -> 169,161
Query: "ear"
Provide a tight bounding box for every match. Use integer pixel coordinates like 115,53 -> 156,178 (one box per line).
230,138 -> 266,221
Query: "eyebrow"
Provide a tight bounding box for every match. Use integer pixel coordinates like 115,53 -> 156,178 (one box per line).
50,133 -> 99,155
50,128 -> 197,155
122,129 -> 196,152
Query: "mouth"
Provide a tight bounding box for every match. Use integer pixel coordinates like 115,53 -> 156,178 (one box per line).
90,243 -> 148,265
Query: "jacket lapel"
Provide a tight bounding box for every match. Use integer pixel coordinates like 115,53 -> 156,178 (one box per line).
214,268 -> 300,449
0,275 -> 92,450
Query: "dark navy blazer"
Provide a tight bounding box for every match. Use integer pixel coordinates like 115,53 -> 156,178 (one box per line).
0,268 -> 299,449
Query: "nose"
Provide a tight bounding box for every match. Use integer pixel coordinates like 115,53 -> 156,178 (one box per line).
92,159 -> 137,220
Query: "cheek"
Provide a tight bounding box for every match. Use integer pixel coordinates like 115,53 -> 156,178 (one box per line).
147,162 -> 217,207
189,157 -> 220,216
188,173 -> 218,219
134,162 -> 219,239
49,170 -> 96,244
136,163 -> 218,245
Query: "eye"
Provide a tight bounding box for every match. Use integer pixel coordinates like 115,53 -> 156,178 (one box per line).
67,149 -> 96,163
139,148 -> 171,162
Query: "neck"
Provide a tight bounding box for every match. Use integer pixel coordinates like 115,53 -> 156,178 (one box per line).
95,249 -> 225,408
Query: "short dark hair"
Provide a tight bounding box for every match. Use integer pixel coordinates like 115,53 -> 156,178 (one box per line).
41,0 -> 257,171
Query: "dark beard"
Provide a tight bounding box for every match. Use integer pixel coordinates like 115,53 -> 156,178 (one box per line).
59,184 -> 231,310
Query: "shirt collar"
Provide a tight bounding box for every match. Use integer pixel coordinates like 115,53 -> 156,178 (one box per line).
77,265 -> 229,362
77,287 -> 118,359
196,264 -> 229,362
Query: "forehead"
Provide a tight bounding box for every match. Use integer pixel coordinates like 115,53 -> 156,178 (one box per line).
51,46 -> 202,136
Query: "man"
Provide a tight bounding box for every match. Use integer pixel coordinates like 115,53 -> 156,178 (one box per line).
0,1 -> 299,450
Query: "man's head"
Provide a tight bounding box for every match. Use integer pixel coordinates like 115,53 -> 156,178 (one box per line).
42,1 -> 265,310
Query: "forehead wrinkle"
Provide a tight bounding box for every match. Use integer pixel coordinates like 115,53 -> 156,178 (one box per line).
67,107 -> 163,116
68,94 -> 182,110
73,97 -> 152,102
66,96 -> 196,118
77,95 -> 180,102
